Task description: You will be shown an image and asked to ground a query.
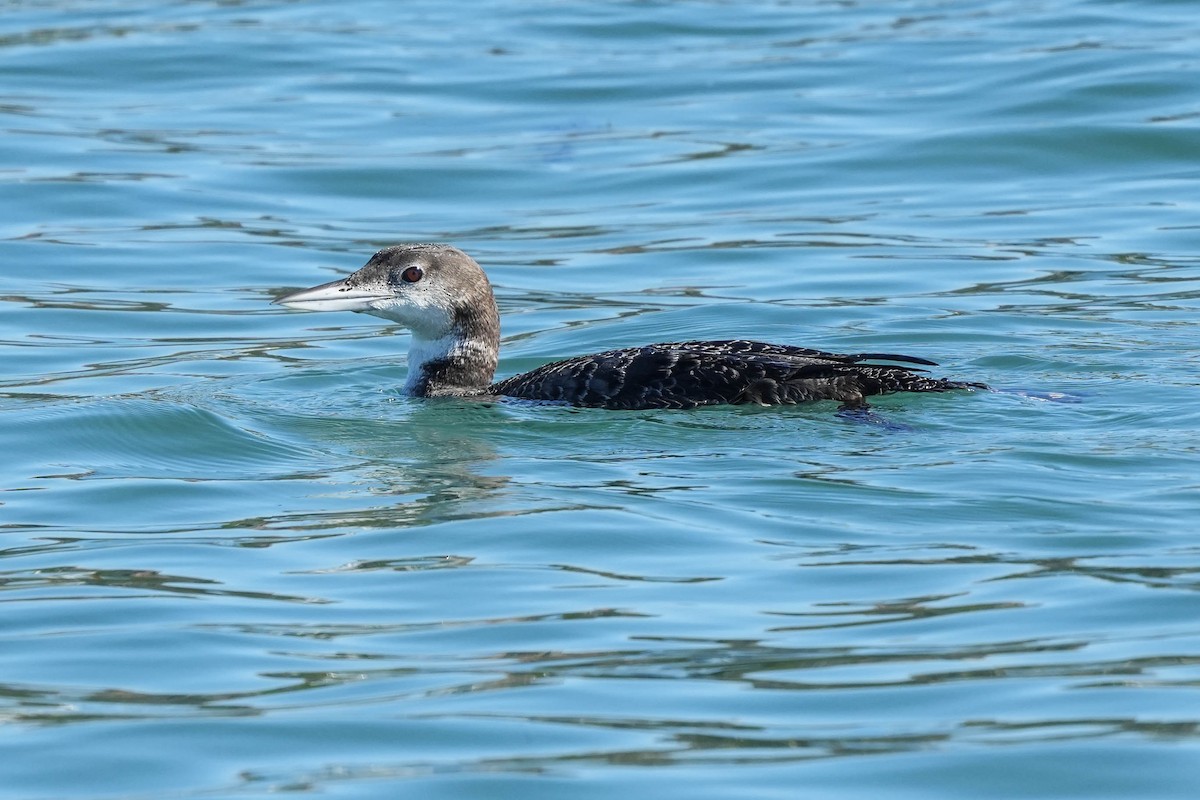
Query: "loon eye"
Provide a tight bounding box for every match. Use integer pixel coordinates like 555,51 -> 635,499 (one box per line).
401,265 -> 424,283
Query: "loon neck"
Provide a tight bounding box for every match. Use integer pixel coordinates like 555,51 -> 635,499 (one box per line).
404,324 -> 499,397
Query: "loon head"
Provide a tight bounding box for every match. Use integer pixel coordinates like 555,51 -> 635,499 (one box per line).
275,243 -> 501,396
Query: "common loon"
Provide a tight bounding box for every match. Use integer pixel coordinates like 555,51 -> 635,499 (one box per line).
274,243 -> 983,410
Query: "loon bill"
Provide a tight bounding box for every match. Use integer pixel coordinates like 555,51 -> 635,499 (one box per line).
273,243 -> 984,411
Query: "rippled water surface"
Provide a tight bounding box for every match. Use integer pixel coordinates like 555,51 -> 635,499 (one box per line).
3,1 -> 1200,797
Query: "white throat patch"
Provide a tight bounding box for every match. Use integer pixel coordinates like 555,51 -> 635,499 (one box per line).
404,332 -> 458,394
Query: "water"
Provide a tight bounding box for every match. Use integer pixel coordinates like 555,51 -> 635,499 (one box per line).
3,1 -> 1200,797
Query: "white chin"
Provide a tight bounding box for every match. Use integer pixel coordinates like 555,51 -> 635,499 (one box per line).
365,301 -> 454,335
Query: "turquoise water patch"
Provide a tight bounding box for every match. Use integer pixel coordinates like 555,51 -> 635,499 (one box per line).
3,1 -> 1200,798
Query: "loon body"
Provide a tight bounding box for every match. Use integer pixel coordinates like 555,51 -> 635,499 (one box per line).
274,243 -> 982,410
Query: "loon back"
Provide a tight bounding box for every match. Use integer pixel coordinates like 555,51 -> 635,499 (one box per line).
274,243 -> 984,410
491,339 -> 980,410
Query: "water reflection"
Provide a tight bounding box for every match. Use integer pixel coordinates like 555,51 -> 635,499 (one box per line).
0,565 -> 326,604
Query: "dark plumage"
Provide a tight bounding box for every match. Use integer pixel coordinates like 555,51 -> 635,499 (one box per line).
491,339 -> 980,410
274,244 -> 984,411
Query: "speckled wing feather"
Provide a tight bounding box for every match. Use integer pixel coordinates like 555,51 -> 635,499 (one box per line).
489,339 -> 981,410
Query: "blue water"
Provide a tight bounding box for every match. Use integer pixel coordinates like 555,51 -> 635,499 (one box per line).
3,1 -> 1200,798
